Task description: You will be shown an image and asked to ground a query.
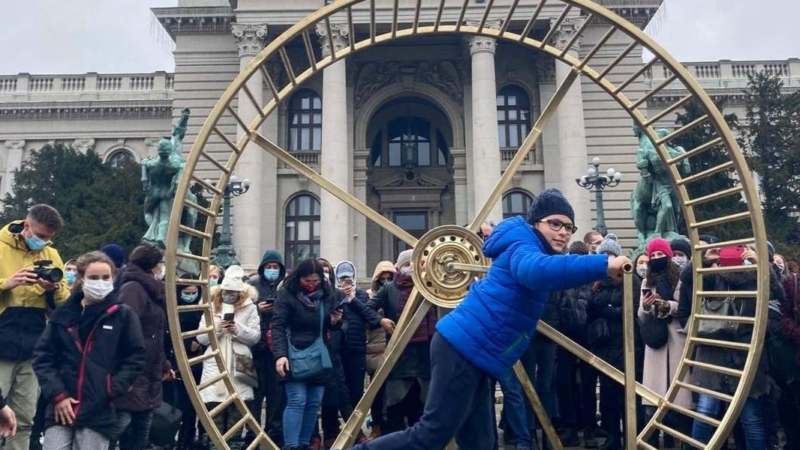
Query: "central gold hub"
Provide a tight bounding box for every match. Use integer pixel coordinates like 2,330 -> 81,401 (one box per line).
411,225 -> 489,308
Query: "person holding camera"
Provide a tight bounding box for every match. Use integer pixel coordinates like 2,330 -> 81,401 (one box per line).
0,204 -> 70,450
246,250 -> 286,445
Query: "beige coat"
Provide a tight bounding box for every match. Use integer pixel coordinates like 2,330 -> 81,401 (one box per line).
365,261 -> 396,374
637,280 -> 692,408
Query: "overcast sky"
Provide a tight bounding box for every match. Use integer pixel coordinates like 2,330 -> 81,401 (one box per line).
0,0 -> 797,74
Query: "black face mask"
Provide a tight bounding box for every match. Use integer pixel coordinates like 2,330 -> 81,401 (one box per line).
702,257 -> 718,268
648,256 -> 669,272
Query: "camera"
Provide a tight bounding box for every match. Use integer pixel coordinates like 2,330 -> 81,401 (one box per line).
32,260 -> 63,283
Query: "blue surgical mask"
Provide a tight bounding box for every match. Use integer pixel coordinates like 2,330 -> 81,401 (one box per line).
181,291 -> 199,303
25,234 -> 47,251
209,278 -> 219,287
263,268 -> 280,282
65,272 -> 77,286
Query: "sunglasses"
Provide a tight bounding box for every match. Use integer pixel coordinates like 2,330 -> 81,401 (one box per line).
539,219 -> 578,234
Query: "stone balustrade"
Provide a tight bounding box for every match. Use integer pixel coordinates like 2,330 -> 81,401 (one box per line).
0,72 -> 175,100
644,58 -> 800,91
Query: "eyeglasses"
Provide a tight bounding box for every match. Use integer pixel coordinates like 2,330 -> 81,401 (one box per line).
539,219 -> 578,234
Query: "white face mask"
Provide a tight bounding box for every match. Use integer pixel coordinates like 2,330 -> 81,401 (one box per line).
399,265 -> 413,275
672,255 -> 688,269
636,266 -> 648,278
83,279 -> 114,303
154,266 -> 166,281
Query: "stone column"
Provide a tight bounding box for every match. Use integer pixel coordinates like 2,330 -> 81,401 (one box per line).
2,140 -> 25,200
468,35 -> 503,223
317,23 -> 351,265
554,19 -> 592,234
232,23 -> 269,269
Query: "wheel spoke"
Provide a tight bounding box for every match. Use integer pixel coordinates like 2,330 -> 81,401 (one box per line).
333,294 -> 432,449
251,132 -> 418,247
469,68 -> 579,231
513,362 -> 564,450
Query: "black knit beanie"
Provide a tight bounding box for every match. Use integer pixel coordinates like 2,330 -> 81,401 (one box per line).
527,188 -> 575,225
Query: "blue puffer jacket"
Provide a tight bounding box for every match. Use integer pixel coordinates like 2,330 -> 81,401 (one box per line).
436,216 -> 609,378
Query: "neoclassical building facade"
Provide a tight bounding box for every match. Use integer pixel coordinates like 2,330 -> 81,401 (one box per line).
1,0 -> 798,274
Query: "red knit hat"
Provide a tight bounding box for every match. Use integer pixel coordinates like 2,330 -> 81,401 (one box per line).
646,238 -> 673,259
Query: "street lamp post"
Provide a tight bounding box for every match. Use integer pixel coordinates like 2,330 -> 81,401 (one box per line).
210,175 -> 250,268
576,156 -> 622,236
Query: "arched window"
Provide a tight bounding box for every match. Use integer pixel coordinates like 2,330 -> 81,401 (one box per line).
497,86 -> 531,150
106,148 -> 136,168
284,193 -> 321,269
288,90 -> 322,152
502,190 -> 534,219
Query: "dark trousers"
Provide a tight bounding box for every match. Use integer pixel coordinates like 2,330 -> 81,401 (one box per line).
118,409 -> 155,450
778,380 -> 800,450
579,361 -> 600,430
599,374 -> 623,450
554,347 -> 580,430
250,348 -> 285,443
352,333 -> 495,450
341,350 -> 367,410
164,371 -> 206,448
321,352 -> 353,441
383,381 -> 423,433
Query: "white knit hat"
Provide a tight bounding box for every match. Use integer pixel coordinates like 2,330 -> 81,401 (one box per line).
219,265 -> 246,292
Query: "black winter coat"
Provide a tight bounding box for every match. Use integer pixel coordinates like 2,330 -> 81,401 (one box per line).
340,288 -> 383,354
33,291 -> 146,439
588,279 -> 626,368
271,287 -> 342,385
114,265 -> 169,412
248,273 -> 282,355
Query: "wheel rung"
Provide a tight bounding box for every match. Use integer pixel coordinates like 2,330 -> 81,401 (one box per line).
176,278 -> 211,287
690,336 -> 751,351
347,7 -> 355,51
663,400 -> 722,427
197,371 -> 228,391
200,151 -> 231,174
245,433 -> 268,450
639,441 -> 658,450
191,176 -> 223,196
652,421 -> 706,449
259,65 -> 280,101
179,225 -> 211,240
208,394 -> 238,419
518,0 -> 547,42
656,115 -> 709,146
541,5 -> 573,48
221,414 -> 250,441
499,0 -> 520,36
476,0 -> 495,32
684,186 -> 743,207
240,84 -> 265,119
630,74 -> 677,110
278,47 -> 297,85
598,40 -> 637,79
226,105 -> 249,134
683,359 -> 743,378
184,200 -> 217,219
412,0 -> 422,32
676,160 -> 734,186
454,0 -> 469,32
668,137 -> 723,165
181,325 -> 214,340
177,302 -> 211,312
675,380 -> 733,402
390,0 -> 399,37
695,314 -> 755,325
696,290 -> 758,298
560,13 -> 593,57
696,264 -> 757,275
695,237 -> 755,251
370,0 -> 377,39
578,26 -> 615,69
689,211 -> 750,229
432,0 -> 445,31
177,252 -> 210,263
188,350 -> 219,367
612,56 -> 657,95
213,126 -> 242,155
643,94 -> 694,127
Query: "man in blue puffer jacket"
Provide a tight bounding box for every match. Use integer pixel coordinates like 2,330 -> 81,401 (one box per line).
352,188 -> 630,450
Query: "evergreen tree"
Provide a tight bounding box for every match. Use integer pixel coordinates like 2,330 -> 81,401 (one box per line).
0,143 -> 147,259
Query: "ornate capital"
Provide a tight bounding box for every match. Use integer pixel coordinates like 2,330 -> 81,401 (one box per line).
4,140 -> 25,153
468,35 -> 496,56
553,17 -> 581,51
72,138 -> 96,153
232,23 -> 268,57
315,23 -> 350,56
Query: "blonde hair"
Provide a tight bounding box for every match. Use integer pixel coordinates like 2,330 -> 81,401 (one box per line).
209,285 -> 251,313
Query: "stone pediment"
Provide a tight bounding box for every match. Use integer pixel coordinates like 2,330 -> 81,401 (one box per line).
371,171 -> 447,190
354,60 -> 464,106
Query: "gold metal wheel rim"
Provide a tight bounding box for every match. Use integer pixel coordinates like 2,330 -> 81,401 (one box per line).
164,1 -> 770,449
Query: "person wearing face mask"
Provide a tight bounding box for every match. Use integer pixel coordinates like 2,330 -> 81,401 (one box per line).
669,237 -> 691,272
63,259 -> 78,288
245,250 -> 287,445
0,204 -> 71,450
363,260 -> 396,438
351,189 -> 629,450
633,253 -> 649,280
367,250 -> 439,435
32,251 -> 145,450
637,238 -> 692,446
195,265 -> 261,445
271,259 -> 344,450
208,264 -> 223,288
113,244 -> 173,450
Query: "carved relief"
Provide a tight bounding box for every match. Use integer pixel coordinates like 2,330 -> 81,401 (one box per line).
72,138 -> 96,153
232,23 -> 268,57
315,23 -> 350,56
353,60 -> 464,105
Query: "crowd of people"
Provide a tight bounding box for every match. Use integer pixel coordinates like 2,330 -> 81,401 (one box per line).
0,196 -> 798,450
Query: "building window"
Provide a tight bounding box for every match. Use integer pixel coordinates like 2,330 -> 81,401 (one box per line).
502,190 -> 533,219
393,211 -> 428,259
497,86 -> 531,150
288,90 -> 322,152
106,148 -> 136,168
285,193 -> 321,269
